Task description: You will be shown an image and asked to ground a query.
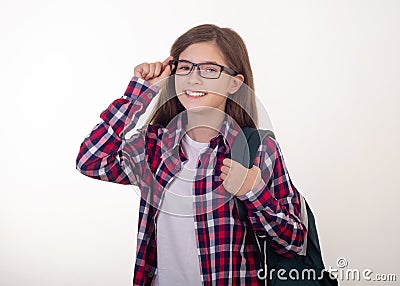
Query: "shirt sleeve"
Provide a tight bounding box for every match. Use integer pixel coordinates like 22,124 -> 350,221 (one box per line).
236,136 -> 307,257
75,77 -> 159,185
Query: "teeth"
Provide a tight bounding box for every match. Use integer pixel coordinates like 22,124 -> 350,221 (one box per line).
185,91 -> 206,97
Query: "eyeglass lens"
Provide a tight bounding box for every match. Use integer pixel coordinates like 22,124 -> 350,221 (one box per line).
175,61 -> 222,79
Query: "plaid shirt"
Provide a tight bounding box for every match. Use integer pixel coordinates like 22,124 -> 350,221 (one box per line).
76,77 -> 307,286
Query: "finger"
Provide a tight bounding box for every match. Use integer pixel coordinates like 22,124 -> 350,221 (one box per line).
159,64 -> 171,79
160,56 -> 174,76
222,158 -> 232,166
154,62 -> 162,77
222,179 -> 231,192
221,165 -> 230,174
141,63 -> 150,78
146,64 -> 156,80
162,55 -> 174,66
134,65 -> 143,78
220,173 -> 227,181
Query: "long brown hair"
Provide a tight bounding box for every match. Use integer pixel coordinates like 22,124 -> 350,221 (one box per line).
146,24 -> 258,128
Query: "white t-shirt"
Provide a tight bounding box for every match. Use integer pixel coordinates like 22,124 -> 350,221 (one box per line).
153,133 -> 209,286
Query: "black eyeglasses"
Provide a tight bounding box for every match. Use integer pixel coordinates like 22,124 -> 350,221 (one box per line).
168,60 -> 238,79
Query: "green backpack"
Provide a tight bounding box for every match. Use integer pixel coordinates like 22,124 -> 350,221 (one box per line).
231,127 -> 338,286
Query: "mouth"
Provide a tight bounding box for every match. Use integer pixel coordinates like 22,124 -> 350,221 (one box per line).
184,90 -> 208,97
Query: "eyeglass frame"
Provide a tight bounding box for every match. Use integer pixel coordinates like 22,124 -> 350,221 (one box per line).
168,59 -> 239,79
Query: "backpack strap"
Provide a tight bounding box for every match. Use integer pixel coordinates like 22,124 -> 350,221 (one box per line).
231,127 -> 275,280
231,127 -> 275,221
298,192 -> 308,256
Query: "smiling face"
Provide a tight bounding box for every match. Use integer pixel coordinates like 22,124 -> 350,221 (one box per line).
174,42 -> 243,113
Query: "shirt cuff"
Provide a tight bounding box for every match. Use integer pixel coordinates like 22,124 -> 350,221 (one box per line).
123,76 -> 160,102
236,179 -> 276,213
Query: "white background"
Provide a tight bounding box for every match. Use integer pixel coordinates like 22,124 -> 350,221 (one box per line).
1,0 -> 399,285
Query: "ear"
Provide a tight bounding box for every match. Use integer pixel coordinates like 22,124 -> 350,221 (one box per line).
228,74 -> 244,94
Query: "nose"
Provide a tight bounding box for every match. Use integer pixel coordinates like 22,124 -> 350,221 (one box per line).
186,66 -> 203,85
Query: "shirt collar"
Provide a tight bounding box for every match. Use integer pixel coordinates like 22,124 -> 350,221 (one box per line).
160,112 -> 242,155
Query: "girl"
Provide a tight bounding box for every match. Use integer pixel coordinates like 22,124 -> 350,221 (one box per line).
76,24 -> 306,286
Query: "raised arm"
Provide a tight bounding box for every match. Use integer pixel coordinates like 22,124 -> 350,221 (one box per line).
76,56 -> 173,185
76,77 -> 159,184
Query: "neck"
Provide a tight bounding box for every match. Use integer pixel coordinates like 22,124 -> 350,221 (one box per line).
184,109 -> 225,143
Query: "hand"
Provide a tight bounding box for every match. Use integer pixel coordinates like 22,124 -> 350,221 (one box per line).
134,56 -> 173,89
220,158 -> 262,197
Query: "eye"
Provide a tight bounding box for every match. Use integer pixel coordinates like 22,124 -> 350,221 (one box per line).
201,64 -> 219,73
177,63 -> 191,71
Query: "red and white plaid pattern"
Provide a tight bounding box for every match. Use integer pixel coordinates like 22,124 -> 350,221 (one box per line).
76,77 -> 307,285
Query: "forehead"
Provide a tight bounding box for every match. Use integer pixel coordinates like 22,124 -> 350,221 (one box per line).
179,42 -> 226,65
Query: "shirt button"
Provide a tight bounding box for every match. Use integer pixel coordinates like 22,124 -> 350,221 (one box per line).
147,272 -> 154,278
175,165 -> 180,170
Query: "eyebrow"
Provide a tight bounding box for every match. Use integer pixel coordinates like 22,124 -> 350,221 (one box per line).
179,59 -> 220,65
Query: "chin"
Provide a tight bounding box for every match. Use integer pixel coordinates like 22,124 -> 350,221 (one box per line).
182,104 -> 208,112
